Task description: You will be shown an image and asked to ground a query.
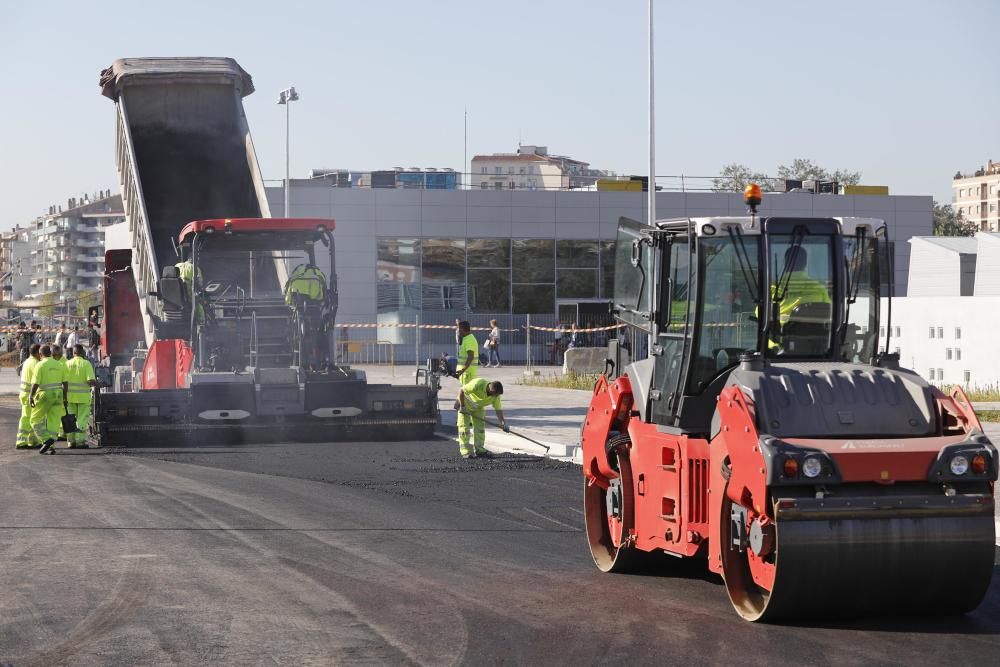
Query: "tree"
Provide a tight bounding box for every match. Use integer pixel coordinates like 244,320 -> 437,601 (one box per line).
712,163 -> 772,192
75,290 -> 101,318
713,159 -> 862,192
776,158 -> 862,186
37,291 -> 59,319
932,201 -> 977,237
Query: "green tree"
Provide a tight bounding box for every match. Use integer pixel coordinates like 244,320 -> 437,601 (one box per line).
75,290 -> 101,318
713,159 -> 862,192
38,291 -> 59,319
932,201 -> 977,237
776,158 -> 862,186
712,163 -> 772,192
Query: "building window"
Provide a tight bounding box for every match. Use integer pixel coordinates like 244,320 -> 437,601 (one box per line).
481,167 -> 487,174
494,167 -> 502,174
493,183 -> 503,190
955,348 -> 961,360
964,370 -> 971,384
937,327 -> 943,338
937,368 -> 943,380
893,347 -> 901,355
928,369 -> 935,380
928,327 -> 934,339
519,167 -> 525,175
480,182 -> 489,189
945,348 -> 952,360
955,327 -> 961,339
879,326 -> 885,337
508,167 -> 514,174
893,326 -> 901,337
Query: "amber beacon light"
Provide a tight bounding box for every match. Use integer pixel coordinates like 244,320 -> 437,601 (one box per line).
744,183 -> 763,213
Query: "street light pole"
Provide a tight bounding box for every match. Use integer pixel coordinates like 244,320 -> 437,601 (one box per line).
277,86 -> 300,218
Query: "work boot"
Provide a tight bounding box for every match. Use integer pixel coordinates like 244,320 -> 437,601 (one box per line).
38,439 -> 55,455
15,444 -> 29,450
475,449 -> 491,458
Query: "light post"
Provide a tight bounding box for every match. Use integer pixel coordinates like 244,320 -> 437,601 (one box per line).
277,86 -> 300,218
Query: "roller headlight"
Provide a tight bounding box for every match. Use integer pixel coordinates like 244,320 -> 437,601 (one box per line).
949,455 -> 969,476
802,456 -> 823,479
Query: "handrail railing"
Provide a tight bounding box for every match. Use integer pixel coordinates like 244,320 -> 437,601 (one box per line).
114,96 -> 159,347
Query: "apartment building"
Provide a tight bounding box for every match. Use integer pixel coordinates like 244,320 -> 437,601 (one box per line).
952,160 -> 1000,231
471,145 -> 612,191
0,225 -> 32,303
27,192 -> 124,300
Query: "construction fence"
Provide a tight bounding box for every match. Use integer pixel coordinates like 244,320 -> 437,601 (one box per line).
333,312 -> 647,367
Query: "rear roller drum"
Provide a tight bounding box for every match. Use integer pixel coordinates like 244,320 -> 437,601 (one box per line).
721,485 -> 996,622
584,437 -> 643,572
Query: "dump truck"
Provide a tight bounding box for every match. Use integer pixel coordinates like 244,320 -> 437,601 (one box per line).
91,57 -> 439,445
582,187 -> 996,621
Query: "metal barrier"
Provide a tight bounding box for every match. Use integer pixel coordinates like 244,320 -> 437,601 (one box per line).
336,339 -> 395,369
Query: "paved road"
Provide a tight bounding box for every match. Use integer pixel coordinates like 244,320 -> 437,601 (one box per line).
0,405 -> 997,665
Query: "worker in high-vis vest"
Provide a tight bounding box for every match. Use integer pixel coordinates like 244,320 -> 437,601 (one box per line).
65,344 -> 97,449
52,345 -> 69,440
284,263 -> 327,305
28,344 -> 68,455
16,343 -> 42,449
455,320 -> 479,384
455,378 -> 508,459
176,257 -> 206,323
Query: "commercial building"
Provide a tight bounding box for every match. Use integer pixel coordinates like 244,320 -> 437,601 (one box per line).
25,192 -> 124,301
267,181 -> 931,361
311,168 -> 461,189
887,232 -> 1000,387
952,160 -> 1000,231
471,145 -> 613,191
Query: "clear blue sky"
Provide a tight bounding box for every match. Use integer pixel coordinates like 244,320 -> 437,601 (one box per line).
1,0 -> 997,225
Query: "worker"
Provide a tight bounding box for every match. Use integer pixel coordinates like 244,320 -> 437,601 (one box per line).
284,263 -> 329,369
28,344 -> 68,455
15,343 -> 42,449
51,345 -> 70,440
455,320 -> 479,384
455,378 -> 508,459
765,247 -> 831,351
176,254 -> 206,324
65,345 -> 97,449
284,262 -> 327,306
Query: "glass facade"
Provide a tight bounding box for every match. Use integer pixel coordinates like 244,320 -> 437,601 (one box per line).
376,237 -> 616,315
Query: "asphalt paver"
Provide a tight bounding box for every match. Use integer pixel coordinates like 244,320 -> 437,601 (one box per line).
0,405 -> 997,665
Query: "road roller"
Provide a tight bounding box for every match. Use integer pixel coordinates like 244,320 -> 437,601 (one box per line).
582,188 -> 997,622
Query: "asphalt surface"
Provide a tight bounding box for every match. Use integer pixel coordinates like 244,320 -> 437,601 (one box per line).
0,404 -> 998,666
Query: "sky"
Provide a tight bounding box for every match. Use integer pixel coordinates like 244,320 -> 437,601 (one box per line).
1,0 -> 997,226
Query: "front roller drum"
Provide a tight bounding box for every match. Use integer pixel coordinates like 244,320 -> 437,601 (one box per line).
722,492 -> 996,622
584,437 -> 646,572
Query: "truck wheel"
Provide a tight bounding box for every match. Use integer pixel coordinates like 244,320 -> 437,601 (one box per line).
584,437 -> 642,573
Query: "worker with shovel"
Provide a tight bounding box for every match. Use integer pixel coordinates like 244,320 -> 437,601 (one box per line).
455,378 -> 508,459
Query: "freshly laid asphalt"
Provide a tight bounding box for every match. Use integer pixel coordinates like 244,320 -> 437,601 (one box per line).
0,402 -> 998,665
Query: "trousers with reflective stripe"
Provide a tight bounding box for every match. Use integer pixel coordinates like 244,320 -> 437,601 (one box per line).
17,394 -> 39,447
30,391 -> 63,443
66,401 -> 90,445
457,407 -> 487,455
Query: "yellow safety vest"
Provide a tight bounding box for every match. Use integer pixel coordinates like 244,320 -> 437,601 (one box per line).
30,357 -> 67,394
285,265 -> 326,304
65,356 -> 96,403
176,260 -> 202,288
19,356 -> 39,398
461,378 -> 501,411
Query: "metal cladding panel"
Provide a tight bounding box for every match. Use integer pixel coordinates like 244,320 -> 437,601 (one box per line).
727,362 -> 936,439
304,378 -> 368,412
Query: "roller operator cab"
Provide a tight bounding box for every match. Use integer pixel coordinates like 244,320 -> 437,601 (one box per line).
582,193 -> 997,622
